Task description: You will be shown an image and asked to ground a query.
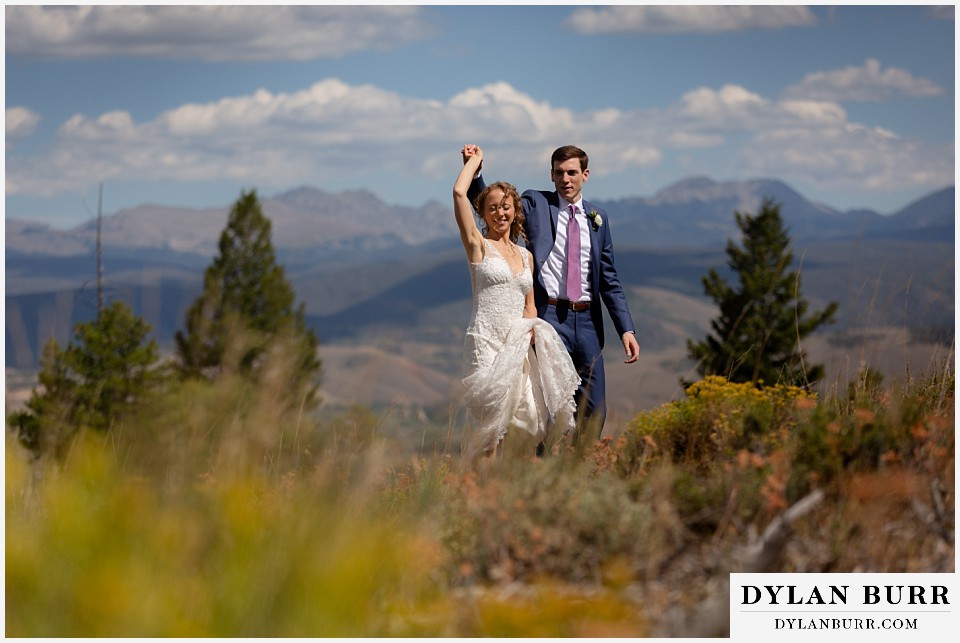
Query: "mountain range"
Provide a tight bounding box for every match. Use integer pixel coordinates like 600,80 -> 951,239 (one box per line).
6,178 -> 954,262
5,176 -> 955,418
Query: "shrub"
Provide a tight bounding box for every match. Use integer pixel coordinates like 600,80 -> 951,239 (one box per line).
437,455 -> 668,585
5,432 -> 438,637
621,376 -> 813,473
6,360 -> 953,637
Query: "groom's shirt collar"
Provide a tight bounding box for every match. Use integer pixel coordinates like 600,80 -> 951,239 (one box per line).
558,196 -> 584,214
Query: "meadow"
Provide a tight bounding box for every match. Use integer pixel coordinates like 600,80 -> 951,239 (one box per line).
6,343 -> 954,638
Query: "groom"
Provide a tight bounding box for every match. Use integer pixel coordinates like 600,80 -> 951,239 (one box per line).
467,144 -> 639,444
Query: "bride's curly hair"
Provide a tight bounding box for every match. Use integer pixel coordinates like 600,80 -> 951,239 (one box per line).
474,181 -> 528,245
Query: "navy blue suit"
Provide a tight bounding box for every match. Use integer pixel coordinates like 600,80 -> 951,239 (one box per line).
471,178 -> 636,433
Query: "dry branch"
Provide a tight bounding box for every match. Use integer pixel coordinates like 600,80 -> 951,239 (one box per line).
669,488 -> 826,638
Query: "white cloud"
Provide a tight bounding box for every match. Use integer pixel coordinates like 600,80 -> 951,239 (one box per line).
664,83 -> 950,191
567,5 -> 816,34
928,5 -> 954,20
449,82 -> 576,137
4,78 -> 659,196
677,85 -> 769,126
610,145 -> 663,168
5,5 -> 430,61
6,107 -> 41,138
782,59 -> 945,102
740,124 -> 953,191
665,131 -> 725,149
4,78 -> 952,202
61,111 -> 136,139
777,100 -> 848,124
670,86 -> 846,134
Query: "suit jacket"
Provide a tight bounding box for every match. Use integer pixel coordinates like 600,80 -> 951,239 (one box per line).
521,189 -> 635,348
470,176 -> 635,349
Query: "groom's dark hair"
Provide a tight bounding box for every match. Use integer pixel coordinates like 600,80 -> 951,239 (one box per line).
551,145 -> 589,171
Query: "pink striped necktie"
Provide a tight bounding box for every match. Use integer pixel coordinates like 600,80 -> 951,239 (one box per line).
565,205 -> 582,302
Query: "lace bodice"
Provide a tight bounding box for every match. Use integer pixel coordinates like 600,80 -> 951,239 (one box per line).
465,240 -> 531,360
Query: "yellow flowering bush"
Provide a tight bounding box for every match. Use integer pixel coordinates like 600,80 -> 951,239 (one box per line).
5,434 -> 439,637
622,376 -> 813,472
611,370 -> 953,533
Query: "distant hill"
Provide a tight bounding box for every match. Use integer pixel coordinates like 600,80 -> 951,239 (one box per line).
602,179 -> 954,246
867,185 -> 956,241
6,178 -> 954,410
5,186 -> 457,260
6,179 -> 954,261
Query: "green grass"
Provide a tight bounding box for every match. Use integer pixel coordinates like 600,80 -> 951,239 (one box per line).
6,361 -> 954,637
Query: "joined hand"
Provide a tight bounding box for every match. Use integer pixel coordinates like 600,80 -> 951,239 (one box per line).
461,144 -> 483,170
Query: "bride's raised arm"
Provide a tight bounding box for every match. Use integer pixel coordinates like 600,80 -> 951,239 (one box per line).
453,144 -> 484,261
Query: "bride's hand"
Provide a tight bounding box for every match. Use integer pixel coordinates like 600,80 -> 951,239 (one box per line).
461,144 -> 483,165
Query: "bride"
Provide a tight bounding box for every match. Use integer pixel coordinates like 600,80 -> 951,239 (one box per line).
454,144 -> 580,464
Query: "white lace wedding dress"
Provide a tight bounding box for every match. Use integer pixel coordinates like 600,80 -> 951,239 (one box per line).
461,239 -> 580,459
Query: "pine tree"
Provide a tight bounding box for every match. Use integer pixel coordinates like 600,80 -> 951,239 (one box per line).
174,190 -> 321,404
68,301 -> 162,429
10,301 -> 160,458
687,198 -> 838,387
10,340 -> 76,459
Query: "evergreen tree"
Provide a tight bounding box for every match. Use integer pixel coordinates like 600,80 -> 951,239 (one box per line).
10,340 -> 76,459
69,301 -> 162,429
174,190 -> 321,403
687,199 -> 838,387
10,301 -> 160,458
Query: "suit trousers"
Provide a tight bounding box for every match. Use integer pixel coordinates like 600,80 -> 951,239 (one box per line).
541,302 -> 606,435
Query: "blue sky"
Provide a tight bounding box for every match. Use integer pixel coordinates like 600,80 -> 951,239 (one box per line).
4,4 -> 955,228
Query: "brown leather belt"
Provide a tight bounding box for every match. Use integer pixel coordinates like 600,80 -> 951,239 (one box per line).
548,297 -> 590,312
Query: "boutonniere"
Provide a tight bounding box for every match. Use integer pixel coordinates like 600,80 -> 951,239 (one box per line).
587,209 -> 603,230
